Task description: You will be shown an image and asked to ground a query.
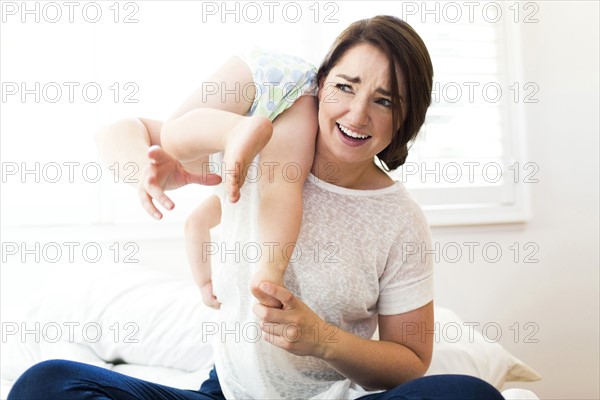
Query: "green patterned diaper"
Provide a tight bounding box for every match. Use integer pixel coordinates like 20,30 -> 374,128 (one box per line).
240,47 -> 318,121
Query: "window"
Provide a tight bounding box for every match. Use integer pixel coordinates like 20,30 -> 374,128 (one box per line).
1,1 -> 534,230
392,3 -> 536,225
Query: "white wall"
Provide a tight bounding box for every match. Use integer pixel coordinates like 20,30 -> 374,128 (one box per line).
431,2 -> 599,398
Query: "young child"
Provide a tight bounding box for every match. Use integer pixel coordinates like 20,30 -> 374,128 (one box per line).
160,48 -> 319,309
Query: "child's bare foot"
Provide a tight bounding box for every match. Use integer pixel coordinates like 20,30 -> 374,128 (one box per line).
223,115 -> 272,203
250,267 -> 284,309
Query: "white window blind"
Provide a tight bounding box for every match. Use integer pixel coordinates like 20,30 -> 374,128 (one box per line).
1,1 -> 532,229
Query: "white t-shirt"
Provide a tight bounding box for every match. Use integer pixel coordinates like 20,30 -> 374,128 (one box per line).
210,170 -> 434,399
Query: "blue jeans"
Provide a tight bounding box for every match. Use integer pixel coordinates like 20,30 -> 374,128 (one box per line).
8,359 -> 505,400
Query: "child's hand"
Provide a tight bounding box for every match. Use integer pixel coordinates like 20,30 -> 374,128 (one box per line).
200,281 -> 221,309
250,268 -> 285,309
139,145 -> 221,220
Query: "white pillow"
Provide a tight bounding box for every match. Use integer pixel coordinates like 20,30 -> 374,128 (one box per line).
425,307 -> 541,389
0,263 -> 216,375
73,265 -> 218,372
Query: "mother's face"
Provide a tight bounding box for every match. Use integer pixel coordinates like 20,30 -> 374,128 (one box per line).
316,43 -> 406,167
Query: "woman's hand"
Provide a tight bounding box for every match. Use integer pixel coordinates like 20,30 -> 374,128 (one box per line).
252,282 -> 339,358
139,145 -> 222,220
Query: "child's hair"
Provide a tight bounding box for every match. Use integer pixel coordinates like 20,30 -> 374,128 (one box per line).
316,15 -> 434,171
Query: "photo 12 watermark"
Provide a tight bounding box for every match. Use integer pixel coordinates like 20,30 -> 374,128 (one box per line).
1,1 -> 140,24
397,161 -> 540,185
397,1 -> 540,24
200,1 -> 340,24
1,241 -> 140,264
203,241 -> 339,264
401,320 -> 540,344
2,321 -> 140,344
402,241 -> 540,264
1,82 -> 140,104
199,321 -> 340,344
1,160 -> 146,185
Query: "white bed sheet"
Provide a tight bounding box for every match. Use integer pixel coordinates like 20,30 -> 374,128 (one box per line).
1,262 -> 540,399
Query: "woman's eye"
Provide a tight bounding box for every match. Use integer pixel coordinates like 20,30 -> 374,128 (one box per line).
335,83 -> 353,93
376,98 -> 393,107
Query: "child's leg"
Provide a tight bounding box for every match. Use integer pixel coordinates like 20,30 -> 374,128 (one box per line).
185,194 -> 222,309
249,95 -> 319,307
162,111 -> 272,203
159,56 -> 273,203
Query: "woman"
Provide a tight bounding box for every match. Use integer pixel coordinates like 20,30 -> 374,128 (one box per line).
8,16 -> 504,400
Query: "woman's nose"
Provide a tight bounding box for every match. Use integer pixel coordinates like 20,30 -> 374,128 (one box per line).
347,96 -> 369,126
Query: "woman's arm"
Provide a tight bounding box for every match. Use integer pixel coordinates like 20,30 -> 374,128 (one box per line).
322,302 -> 434,390
253,283 -> 434,390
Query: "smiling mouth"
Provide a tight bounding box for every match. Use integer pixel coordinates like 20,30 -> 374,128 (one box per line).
336,123 -> 372,141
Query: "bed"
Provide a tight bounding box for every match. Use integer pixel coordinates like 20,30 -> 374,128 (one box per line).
1,261 -> 541,399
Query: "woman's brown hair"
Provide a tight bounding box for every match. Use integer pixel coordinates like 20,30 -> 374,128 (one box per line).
317,15 -> 434,171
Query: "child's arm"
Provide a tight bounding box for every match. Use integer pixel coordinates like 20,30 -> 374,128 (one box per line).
96,118 -> 160,185
186,194 -> 222,309
95,118 -> 220,219
250,95 -> 319,307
